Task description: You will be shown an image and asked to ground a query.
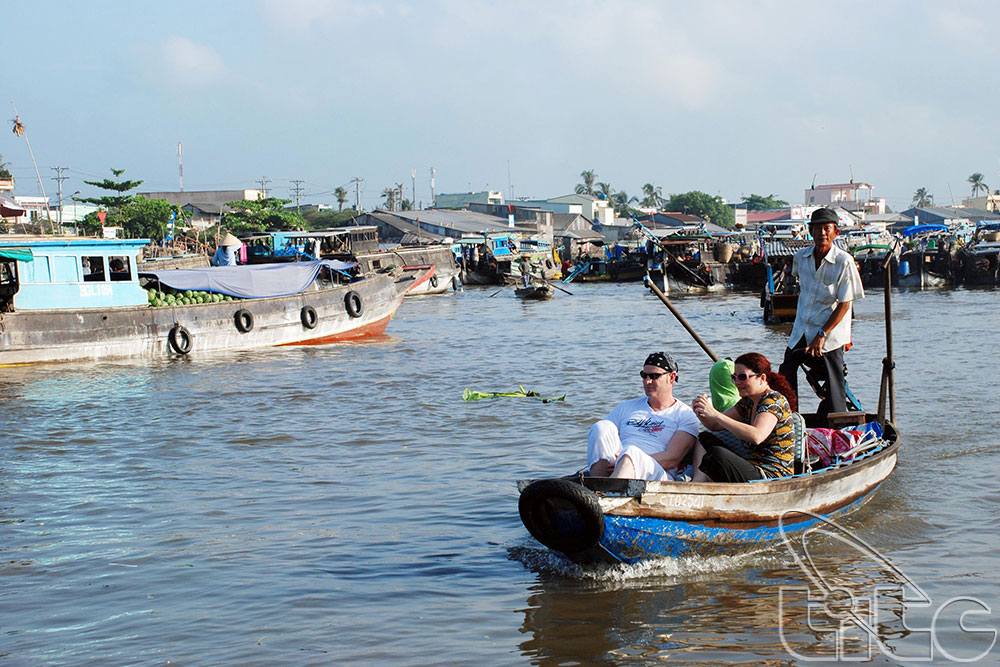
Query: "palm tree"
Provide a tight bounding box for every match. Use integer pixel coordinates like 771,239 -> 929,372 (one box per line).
334,186 -> 348,212
381,187 -> 396,211
575,169 -> 597,195
912,187 -> 933,207
611,191 -> 637,217
968,172 -> 988,197
640,183 -> 663,209
595,182 -> 613,199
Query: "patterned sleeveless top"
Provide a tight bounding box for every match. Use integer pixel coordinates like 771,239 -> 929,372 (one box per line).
736,390 -> 794,478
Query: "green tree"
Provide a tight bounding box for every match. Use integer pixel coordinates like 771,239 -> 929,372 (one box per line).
639,183 -> 663,209
664,191 -> 735,229
301,208 -> 360,229
912,187 -> 933,207
740,193 -> 788,210
119,197 -> 190,241
0,153 -> 12,180
575,169 -> 597,195
221,197 -> 304,233
381,186 -> 397,211
611,190 -> 638,217
968,172 -> 988,197
334,186 -> 349,211
77,168 -> 143,217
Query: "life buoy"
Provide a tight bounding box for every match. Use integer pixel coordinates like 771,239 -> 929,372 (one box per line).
429,275 -> 439,288
518,479 -> 604,554
234,308 -> 254,333
301,305 -> 318,329
168,324 -> 192,355
344,291 -> 363,318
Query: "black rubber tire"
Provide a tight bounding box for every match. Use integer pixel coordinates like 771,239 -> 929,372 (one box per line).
344,291 -> 363,318
234,308 -> 254,333
518,479 -> 604,554
168,324 -> 192,355
301,305 -> 318,329
429,275 -> 439,288
452,276 -> 458,291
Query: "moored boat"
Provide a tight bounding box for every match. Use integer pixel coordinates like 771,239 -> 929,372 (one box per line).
0,235 -> 417,365
957,222 -> 1000,286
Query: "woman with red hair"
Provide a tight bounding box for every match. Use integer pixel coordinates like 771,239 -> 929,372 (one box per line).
690,352 -> 798,483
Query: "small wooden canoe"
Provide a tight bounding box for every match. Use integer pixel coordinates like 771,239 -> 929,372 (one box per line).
514,284 -> 554,300
518,416 -> 899,564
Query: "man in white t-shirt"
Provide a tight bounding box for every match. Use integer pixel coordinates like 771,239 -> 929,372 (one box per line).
587,352 -> 700,481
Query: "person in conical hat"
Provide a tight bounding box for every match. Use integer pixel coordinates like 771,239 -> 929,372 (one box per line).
211,231 -> 244,266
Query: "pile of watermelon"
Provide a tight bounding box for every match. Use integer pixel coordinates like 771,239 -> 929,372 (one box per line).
146,289 -> 240,307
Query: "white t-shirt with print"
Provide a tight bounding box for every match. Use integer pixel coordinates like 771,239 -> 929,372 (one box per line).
604,396 -> 700,457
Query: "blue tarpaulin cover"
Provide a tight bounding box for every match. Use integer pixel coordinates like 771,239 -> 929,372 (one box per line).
139,260 -> 358,299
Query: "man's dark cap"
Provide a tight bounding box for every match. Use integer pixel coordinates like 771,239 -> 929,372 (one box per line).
644,352 -> 678,374
810,208 -> 840,225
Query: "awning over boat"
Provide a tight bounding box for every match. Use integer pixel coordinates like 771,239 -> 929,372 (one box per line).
0,247 -> 33,262
0,196 -> 27,218
902,223 -> 948,237
139,259 -> 358,299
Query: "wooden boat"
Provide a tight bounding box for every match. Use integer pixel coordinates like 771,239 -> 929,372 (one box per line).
519,248 -> 902,565
514,283 -> 554,300
0,235 -> 419,365
518,414 -> 899,564
852,244 -> 897,288
896,224 -> 955,288
241,227 -> 461,296
957,222 -> 1000,286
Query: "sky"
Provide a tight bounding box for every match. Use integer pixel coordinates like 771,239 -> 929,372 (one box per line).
4,0 -> 999,212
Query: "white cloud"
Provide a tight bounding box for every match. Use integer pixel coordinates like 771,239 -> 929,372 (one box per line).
259,0 -> 387,32
156,36 -> 227,86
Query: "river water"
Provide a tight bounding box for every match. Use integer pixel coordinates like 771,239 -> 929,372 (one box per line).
2,283 -> 998,664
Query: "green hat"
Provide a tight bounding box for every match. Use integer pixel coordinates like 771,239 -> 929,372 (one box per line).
710,359 -> 740,412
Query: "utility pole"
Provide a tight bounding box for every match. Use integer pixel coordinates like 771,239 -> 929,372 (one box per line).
50,166 -> 69,228
411,168 -> 416,210
258,176 -> 270,199
396,183 -> 404,212
177,142 -> 184,192
290,179 -> 304,213
430,167 -> 435,207
351,177 -> 362,212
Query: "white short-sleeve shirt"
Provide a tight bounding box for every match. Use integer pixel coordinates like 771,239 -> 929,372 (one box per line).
789,242 -> 865,352
604,396 -> 700,457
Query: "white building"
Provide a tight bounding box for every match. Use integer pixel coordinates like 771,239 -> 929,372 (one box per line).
804,182 -> 886,216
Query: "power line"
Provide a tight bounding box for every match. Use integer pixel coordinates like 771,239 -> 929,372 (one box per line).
290,179 -> 304,213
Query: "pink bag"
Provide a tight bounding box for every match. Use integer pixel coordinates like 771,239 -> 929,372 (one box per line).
806,428 -> 865,467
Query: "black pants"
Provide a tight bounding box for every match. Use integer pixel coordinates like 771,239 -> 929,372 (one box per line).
780,339 -> 846,415
698,443 -> 762,483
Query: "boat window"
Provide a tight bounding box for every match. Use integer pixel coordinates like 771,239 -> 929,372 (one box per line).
372,259 -> 382,269
24,256 -> 51,283
82,256 -> 106,282
109,255 -> 132,281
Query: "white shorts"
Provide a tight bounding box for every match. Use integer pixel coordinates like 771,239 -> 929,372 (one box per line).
587,420 -> 685,481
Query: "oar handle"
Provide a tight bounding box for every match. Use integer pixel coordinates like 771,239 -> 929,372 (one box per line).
645,274 -> 719,362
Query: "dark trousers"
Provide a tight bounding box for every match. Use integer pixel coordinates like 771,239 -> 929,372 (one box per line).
780,339 -> 847,415
698,444 -> 762,483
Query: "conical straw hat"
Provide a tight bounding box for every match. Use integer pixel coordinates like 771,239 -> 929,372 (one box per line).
221,232 -> 241,246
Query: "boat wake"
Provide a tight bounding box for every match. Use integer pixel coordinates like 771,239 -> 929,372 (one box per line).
507,542 -> 783,582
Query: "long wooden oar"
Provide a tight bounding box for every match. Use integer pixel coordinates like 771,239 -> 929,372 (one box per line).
876,239 -> 898,427
488,284 -> 510,297
539,278 -> 572,296
645,273 -> 719,362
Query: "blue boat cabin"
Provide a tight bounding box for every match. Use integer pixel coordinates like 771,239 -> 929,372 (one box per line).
0,237 -> 150,311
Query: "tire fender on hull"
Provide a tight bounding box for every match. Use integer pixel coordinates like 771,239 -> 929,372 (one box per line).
168,324 -> 192,355
234,308 -> 254,333
344,291 -> 364,318
300,305 -> 318,329
519,479 -> 604,554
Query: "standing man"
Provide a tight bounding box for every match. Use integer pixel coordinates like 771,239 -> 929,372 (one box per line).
587,352 -> 700,481
779,208 -> 865,415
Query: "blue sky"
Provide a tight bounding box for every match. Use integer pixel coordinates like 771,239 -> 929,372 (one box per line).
4,0 -> 998,212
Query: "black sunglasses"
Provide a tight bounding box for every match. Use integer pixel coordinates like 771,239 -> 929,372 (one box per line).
639,370 -> 672,380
